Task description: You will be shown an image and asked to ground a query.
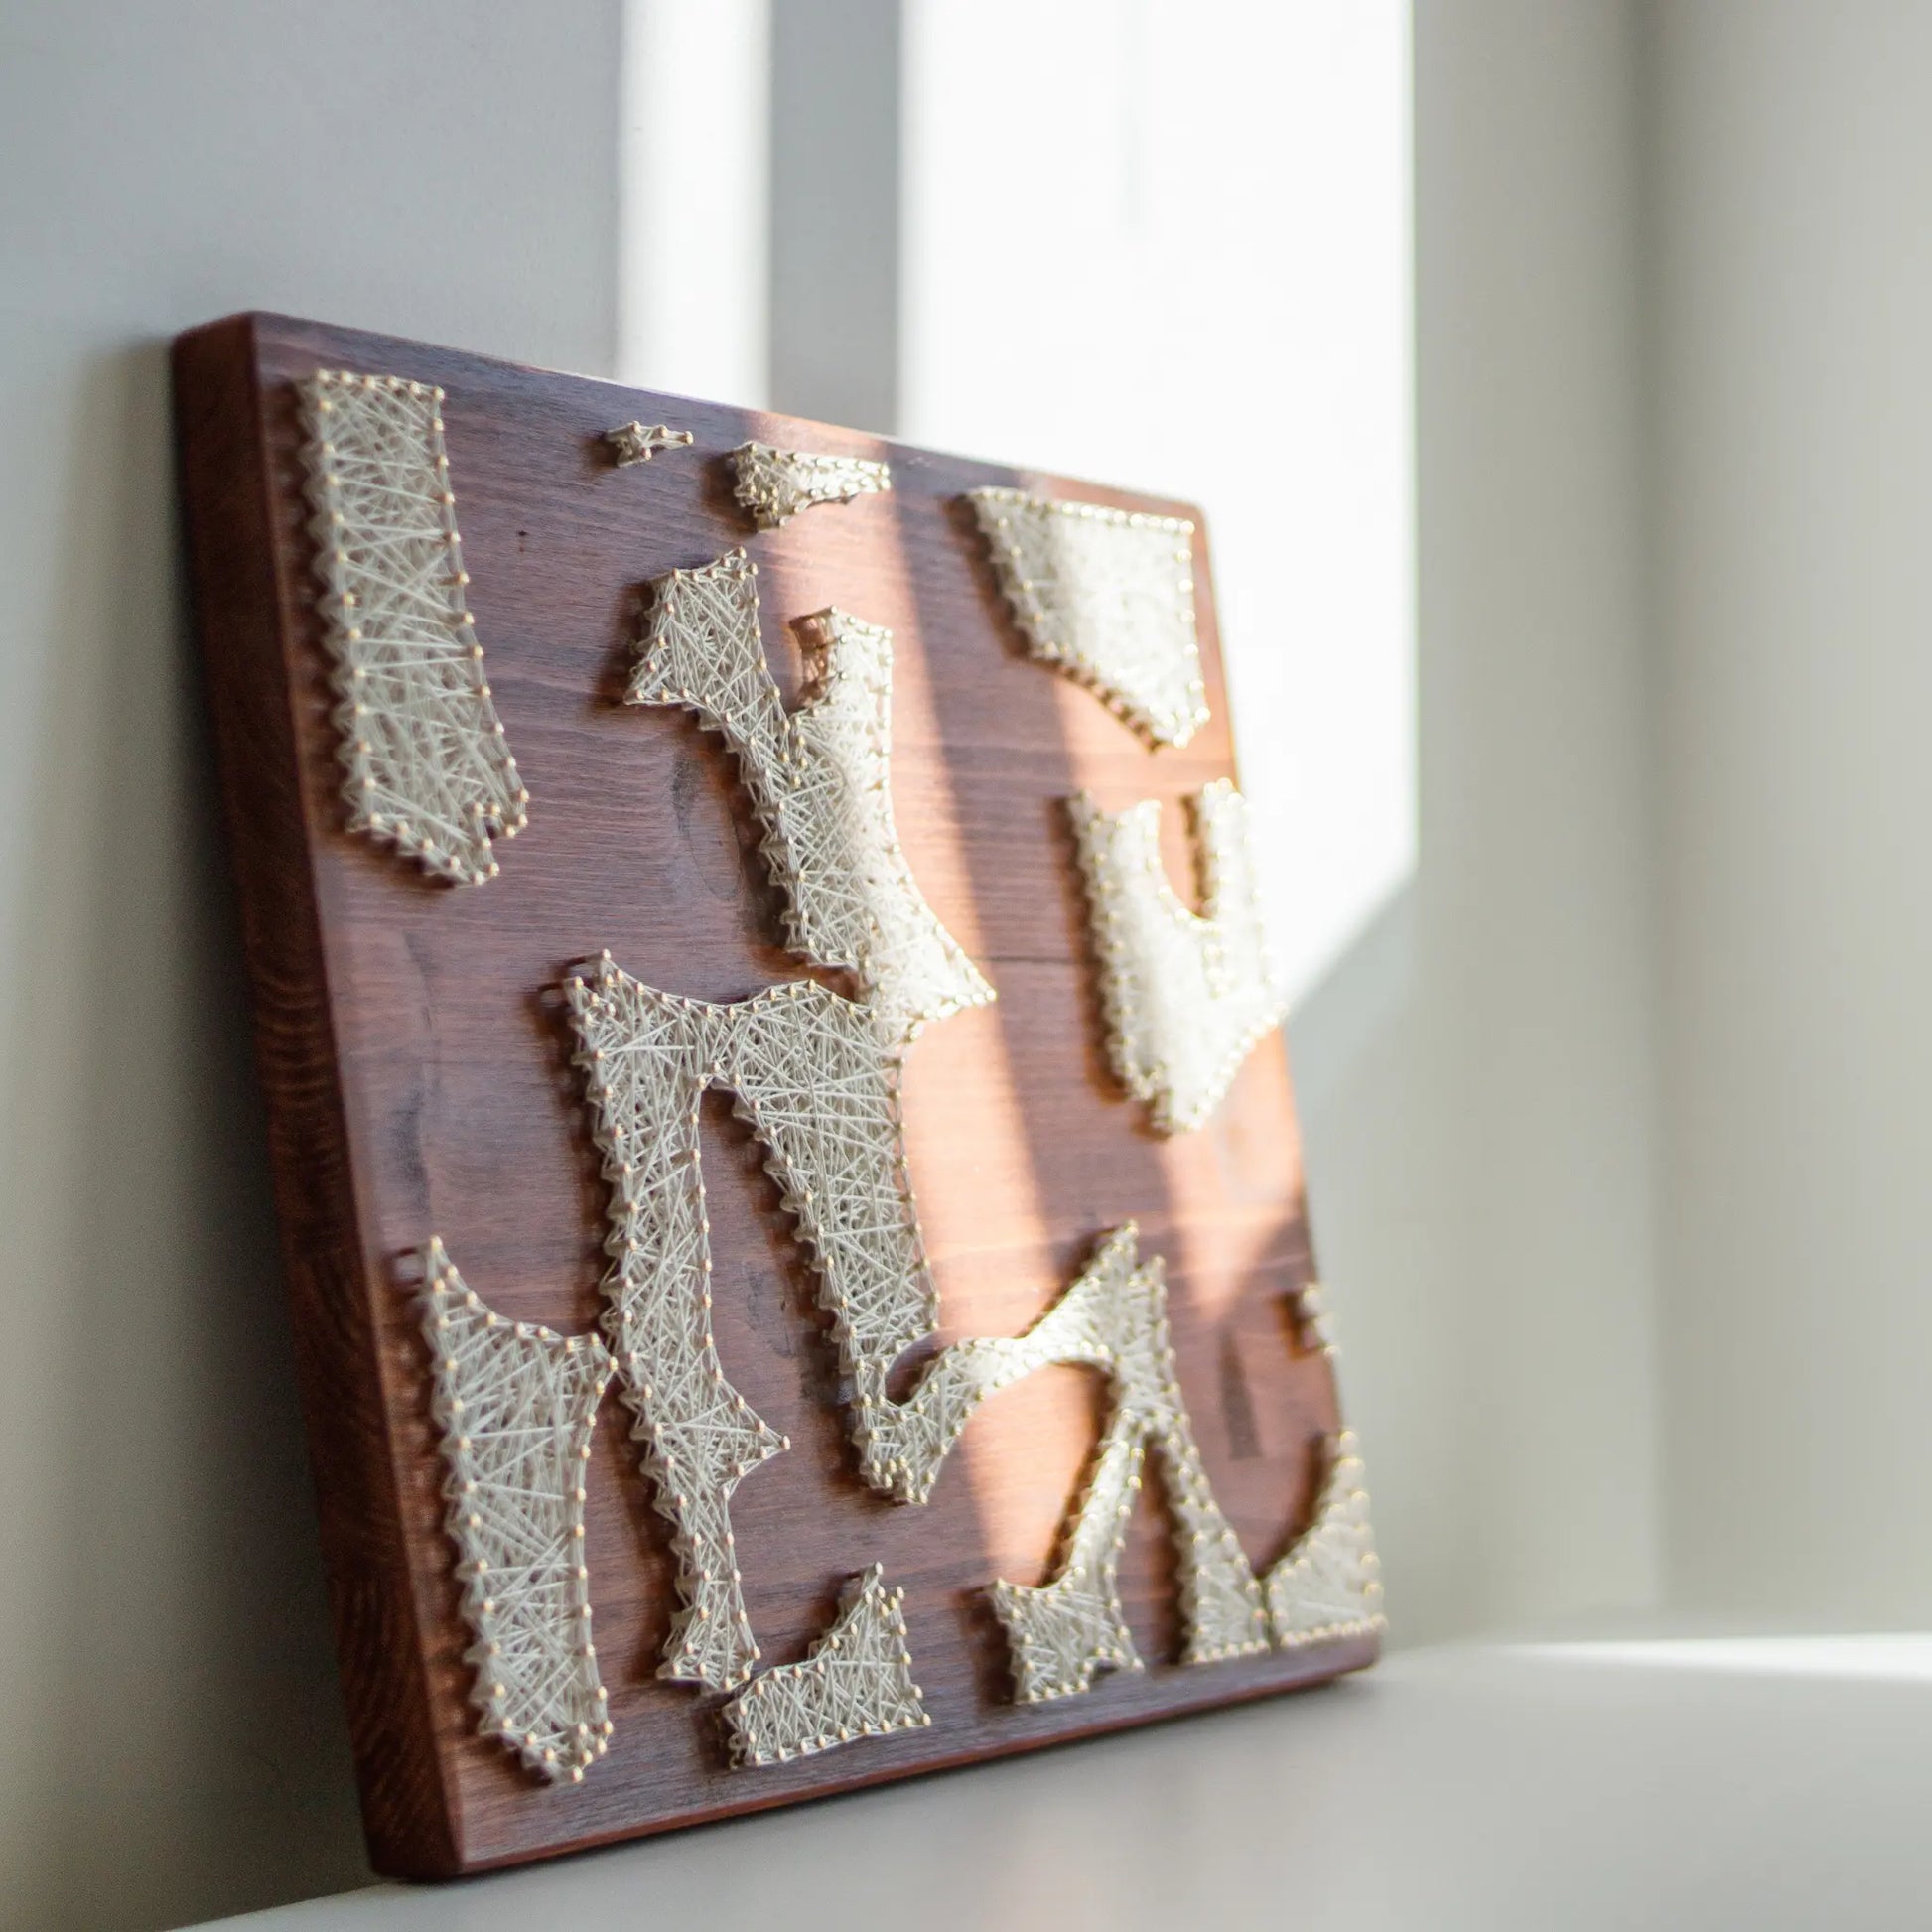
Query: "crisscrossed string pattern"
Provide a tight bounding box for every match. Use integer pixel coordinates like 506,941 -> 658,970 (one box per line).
988,1226 -> 1273,1701
563,960 -> 790,1692
418,1239 -> 615,1781
564,957 -> 1320,1714
377,381 -> 1366,1779
732,442 -> 893,529
297,371 -> 527,884
566,959 -> 941,1503
628,552 -> 994,1043
711,978 -> 938,1399
968,487 -> 1208,749
1266,1432 -> 1387,1648
724,1566 -> 929,1767
1069,780 -> 1289,1136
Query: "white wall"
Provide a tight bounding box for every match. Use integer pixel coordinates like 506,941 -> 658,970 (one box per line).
0,5 -> 621,1928
620,0 -> 770,403
1295,0 -> 1662,1640
1650,2 -> 1932,1623
901,0 -> 1416,1017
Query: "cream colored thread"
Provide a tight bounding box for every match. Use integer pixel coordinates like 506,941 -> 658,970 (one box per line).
702,980 -> 1144,1515
418,1239 -> 614,1783
968,487 -> 1208,749
562,953 -> 1101,1512
1265,1431 -> 1387,1648
606,421 -> 694,466
566,961 -> 1284,1704
567,958 -> 938,1494
298,371 -> 528,884
1068,780 -> 1288,1136
725,1565 -> 930,1766
989,1226 -> 1272,1702
731,442 -> 892,529
706,980 -> 938,1431
1292,1280 -> 1339,1357
629,551 -> 994,1042
563,959 -> 789,1692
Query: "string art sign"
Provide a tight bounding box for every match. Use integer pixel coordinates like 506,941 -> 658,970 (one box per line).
173,314 -> 1380,1879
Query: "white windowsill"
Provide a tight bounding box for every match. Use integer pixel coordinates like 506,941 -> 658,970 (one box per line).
189,1634 -> 1932,1930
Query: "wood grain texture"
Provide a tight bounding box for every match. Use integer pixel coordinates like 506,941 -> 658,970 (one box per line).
172,313 -> 1372,1879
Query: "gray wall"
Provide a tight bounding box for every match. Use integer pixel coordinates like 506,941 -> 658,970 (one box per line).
0,5 -> 621,1927
769,0 -> 901,427
1299,0 -> 1662,1641
1649,1 -> 1932,1622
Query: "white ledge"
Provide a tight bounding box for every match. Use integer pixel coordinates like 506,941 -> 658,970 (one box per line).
193,1636 -> 1932,1929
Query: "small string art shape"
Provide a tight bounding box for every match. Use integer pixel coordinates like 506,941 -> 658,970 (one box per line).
724,1566 -> 930,1767
605,420 -> 694,467
988,1226 -> 1273,1702
1269,1284 -> 1385,1644
1292,1280 -> 1340,1358
628,550 -> 994,1042
1068,779 -> 1289,1136
297,371 -> 528,884
968,487 -> 1209,749
1265,1431 -> 1387,1649
731,442 -> 892,529
417,1240 -> 616,1782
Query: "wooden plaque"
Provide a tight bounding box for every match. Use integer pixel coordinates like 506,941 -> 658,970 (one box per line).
172,313 -> 1373,1878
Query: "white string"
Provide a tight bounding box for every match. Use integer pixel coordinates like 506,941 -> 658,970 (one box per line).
555,526 -> 1358,1739
724,1566 -> 930,1767
1292,1280 -> 1340,1357
563,962 -> 792,1692
605,421 -> 694,467
298,371 -> 528,884
1068,780 -> 1289,1135
374,390 -> 1373,1774
418,1239 -> 615,1781
565,961 -> 935,1516
629,551 -> 995,1043
565,957 -> 1329,1708
1266,1432 -> 1387,1648
732,442 -> 893,529
987,1226 -> 1274,1702
968,487 -> 1208,749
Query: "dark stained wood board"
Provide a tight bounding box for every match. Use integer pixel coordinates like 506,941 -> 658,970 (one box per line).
171,312 -> 1370,1880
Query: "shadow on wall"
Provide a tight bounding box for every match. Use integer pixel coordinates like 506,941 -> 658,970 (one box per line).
1284,881 -> 1493,1649
2,341 -> 366,1931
